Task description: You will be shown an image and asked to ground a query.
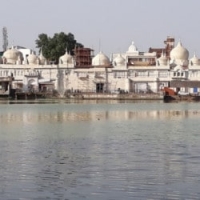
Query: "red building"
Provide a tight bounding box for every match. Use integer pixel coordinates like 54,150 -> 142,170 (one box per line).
73,47 -> 94,68
149,36 -> 175,59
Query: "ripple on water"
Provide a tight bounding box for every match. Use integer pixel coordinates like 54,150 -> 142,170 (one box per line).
1,102 -> 200,199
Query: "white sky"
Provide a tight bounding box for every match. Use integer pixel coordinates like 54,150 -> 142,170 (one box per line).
1,0 -> 199,57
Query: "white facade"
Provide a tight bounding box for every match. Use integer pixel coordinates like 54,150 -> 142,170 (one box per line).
1,40 -> 200,97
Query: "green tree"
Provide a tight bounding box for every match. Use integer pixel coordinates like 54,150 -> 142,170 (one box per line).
35,32 -> 83,63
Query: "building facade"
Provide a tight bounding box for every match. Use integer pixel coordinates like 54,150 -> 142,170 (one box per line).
0,37 -> 200,97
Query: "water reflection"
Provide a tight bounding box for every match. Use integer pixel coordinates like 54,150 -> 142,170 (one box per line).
1,102 -> 200,199
0,99 -> 150,105
0,109 -> 200,125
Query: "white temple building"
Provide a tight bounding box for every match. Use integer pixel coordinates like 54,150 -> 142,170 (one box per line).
1,37 -> 200,98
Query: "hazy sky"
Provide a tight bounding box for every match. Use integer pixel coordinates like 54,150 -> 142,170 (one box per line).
1,0 -> 200,57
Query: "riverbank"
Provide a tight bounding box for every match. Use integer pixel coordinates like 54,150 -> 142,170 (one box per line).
1,92 -> 164,101
3,92 -> 200,102
164,94 -> 200,102
66,93 -> 164,100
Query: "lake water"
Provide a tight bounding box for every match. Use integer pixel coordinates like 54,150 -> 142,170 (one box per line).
1,100 -> 200,199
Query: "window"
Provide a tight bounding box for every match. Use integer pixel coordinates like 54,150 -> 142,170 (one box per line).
159,72 -> 168,78
149,72 -> 156,77
128,70 -> 134,77
138,71 -> 147,77
95,72 -> 104,77
78,72 -> 88,78
114,71 -> 126,78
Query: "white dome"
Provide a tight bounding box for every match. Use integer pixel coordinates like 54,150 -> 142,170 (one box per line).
158,52 -> 168,66
113,54 -> 125,66
28,52 -> 38,65
170,41 -> 189,61
60,51 -> 73,64
3,46 -> 23,64
128,41 -> 137,52
39,51 -> 47,65
190,53 -> 200,66
92,51 -> 110,66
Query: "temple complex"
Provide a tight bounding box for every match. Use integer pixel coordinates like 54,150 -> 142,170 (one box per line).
0,36 -> 200,98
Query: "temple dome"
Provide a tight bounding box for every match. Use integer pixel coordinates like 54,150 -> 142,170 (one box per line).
158,52 -> 168,66
170,41 -> 189,61
39,51 -> 47,65
60,51 -> 73,64
92,51 -> 110,66
128,41 -> 137,52
3,46 -> 23,64
28,51 -> 38,65
190,53 -> 200,66
113,54 -> 125,66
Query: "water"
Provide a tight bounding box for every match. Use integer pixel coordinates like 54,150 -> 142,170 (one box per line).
1,100 -> 200,199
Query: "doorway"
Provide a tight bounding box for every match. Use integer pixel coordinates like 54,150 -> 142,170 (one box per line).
96,83 -> 104,93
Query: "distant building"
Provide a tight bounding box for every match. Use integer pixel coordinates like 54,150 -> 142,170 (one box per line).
149,36 -> 175,59
73,47 -> 94,68
14,46 -> 36,61
0,37 -> 200,97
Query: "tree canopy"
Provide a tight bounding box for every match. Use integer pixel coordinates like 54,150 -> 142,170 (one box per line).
35,32 -> 83,63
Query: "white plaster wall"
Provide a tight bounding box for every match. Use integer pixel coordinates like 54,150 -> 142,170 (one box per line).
2,57 -> 200,95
